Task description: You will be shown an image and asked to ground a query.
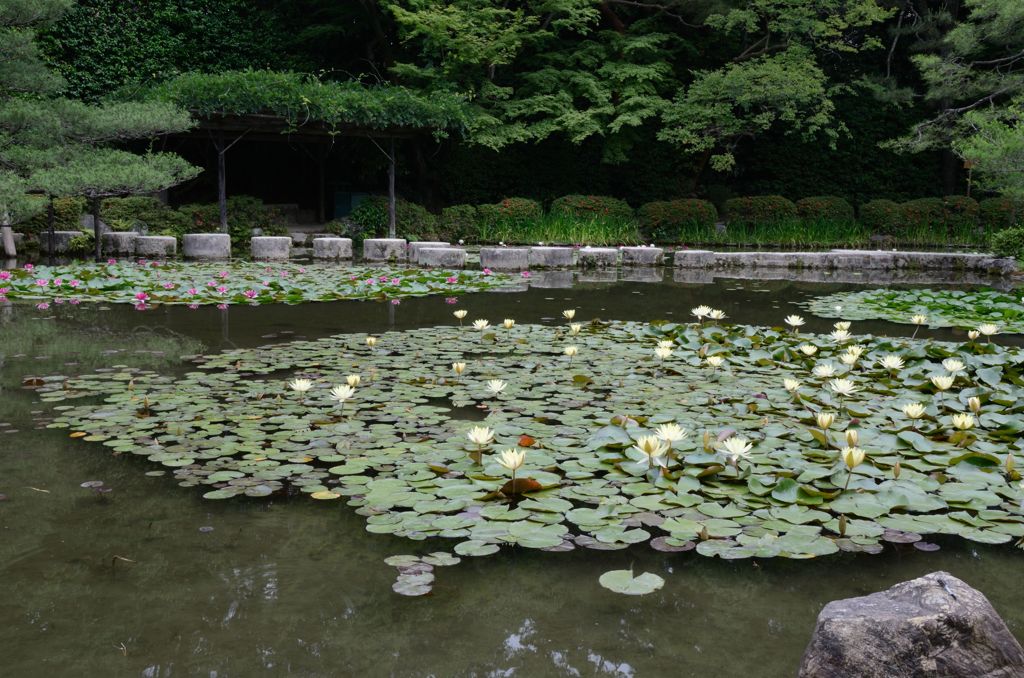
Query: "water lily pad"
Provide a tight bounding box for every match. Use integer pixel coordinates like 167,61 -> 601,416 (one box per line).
598,569 -> 665,595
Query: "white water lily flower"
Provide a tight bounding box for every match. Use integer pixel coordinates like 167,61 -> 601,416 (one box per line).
467,426 -> 494,446
708,309 -> 727,320
911,314 -> 928,325
654,423 -> 688,444
783,378 -> 801,392
830,329 -> 852,343
452,362 -> 466,376
656,340 -> 674,349
564,345 -> 579,357
718,436 -> 752,461
706,355 -> 725,368
486,379 -> 507,396
453,310 -> 468,319
654,346 -> 673,360
845,428 -> 859,447
833,321 -> 851,331
563,309 -> 576,320
930,374 -> 955,391
977,323 -> 999,336
473,319 -> 490,331
346,374 -> 361,387
365,336 -> 377,348
942,358 -> 965,373
842,446 -> 866,469
692,305 -> 713,320
901,403 -> 927,419
569,323 -> 582,335
846,345 -> 865,358
289,378 -> 313,393
496,448 -> 526,471
816,412 -> 835,430
799,344 -> 818,356
829,378 -> 859,397
329,384 -> 355,402
878,355 -> 905,370
967,330 -> 980,341
951,413 -> 975,431
633,435 -> 669,464
840,352 -> 859,366
968,396 -> 981,413
812,363 -> 836,378
785,315 -> 805,328
503,318 -> 515,329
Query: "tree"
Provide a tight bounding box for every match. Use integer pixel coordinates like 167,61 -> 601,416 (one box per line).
0,0 -> 197,259
955,96 -> 1024,198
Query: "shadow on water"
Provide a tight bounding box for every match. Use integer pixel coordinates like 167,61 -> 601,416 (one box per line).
0,269 -> 1021,677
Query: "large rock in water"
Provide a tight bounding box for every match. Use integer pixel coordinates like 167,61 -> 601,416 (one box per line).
799,571 -> 1024,678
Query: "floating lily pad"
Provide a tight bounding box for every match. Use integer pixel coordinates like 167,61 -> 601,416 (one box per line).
598,569 -> 665,595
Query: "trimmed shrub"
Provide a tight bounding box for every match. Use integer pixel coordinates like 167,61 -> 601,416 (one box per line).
898,198 -> 946,236
859,199 -> 902,234
438,204 -> 478,242
23,197 -> 87,233
101,196 -> 191,237
179,195 -> 287,249
796,196 -> 855,224
476,197 -> 543,229
989,226 -> 1024,261
941,195 -> 980,233
637,199 -> 717,242
723,195 -> 797,228
549,195 -> 633,221
349,196 -> 437,241
979,197 -> 1024,231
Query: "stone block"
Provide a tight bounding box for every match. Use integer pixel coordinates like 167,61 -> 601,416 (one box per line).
408,241 -> 450,263
182,233 -> 231,260
479,247 -> 529,271
101,231 -> 138,257
37,231 -> 83,254
135,236 -> 177,258
312,237 -> 353,260
250,236 -> 292,261
418,247 -> 466,268
363,238 -> 407,262
529,246 -> 573,268
672,249 -> 717,268
577,247 -> 618,268
620,246 -> 664,266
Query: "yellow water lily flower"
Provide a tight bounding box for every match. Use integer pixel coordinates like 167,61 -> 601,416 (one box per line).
930,374 -> 955,391
289,378 -> 313,393
563,309 -> 576,320
901,403 -> 927,419
845,429 -> 859,447
346,374 -> 361,387
496,448 -> 526,471
467,426 -> 494,446
951,413 -> 975,430
842,446 -> 866,469
654,423 -> 688,444
816,412 -> 835,430
968,396 -> 981,413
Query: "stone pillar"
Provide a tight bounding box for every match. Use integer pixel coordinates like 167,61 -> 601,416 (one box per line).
182,233 -> 231,260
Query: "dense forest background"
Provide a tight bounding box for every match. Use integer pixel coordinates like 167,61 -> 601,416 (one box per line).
33,0 -> 1013,211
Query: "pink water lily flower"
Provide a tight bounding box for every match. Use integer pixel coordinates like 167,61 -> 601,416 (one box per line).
53,278 -> 63,286
216,285 -> 228,294
69,298 -> 80,305
107,258 -> 117,265
244,289 -> 257,298
520,271 -> 531,278
298,267 -> 306,273
54,298 -> 64,305
206,280 -> 217,287
446,276 -> 457,284
444,297 -> 458,304
134,303 -> 147,311
135,292 -> 149,301
218,271 -> 229,278
390,277 -> 400,284
391,299 -> 400,305
36,302 -> 49,310
69,280 -> 80,287
35,279 -> 49,286
188,303 -> 199,310
186,288 -> 198,296
216,303 -> 228,310
163,282 -> 175,289
482,268 -> 493,275
0,271 -> 10,280
23,263 -> 34,271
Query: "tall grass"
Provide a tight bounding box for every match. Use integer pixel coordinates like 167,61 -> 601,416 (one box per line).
477,213 -> 641,246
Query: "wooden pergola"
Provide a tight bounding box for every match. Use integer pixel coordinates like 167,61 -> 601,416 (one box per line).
176,113 -> 425,236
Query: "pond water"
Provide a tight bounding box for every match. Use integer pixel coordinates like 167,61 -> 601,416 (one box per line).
1,270 -> 1022,677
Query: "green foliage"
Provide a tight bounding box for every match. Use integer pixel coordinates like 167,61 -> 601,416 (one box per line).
989,227 -> 1024,261
178,195 -> 286,248
349,196 -> 437,241
724,196 -> 798,228
979,197 -> 1024,230
438,204 -> 477,242
859,199 -> 902,234
101,195 -> 190,237
637,199 -> 718,243
549,195 -> 633,221
474,211 -> 640,246
22,195 -> 85,233
39,0 -> 291,101
145,70 -> 473,136
941,195 -> 981,232
796,196 -> 855,224
805,288 -> 1024,331
898,197 -> 946,233
476,197 -> 543,231
956,97 -> 1024,199
65,229 -> 93,256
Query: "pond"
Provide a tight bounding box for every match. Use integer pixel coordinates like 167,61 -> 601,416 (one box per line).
1,269 -> 1022,677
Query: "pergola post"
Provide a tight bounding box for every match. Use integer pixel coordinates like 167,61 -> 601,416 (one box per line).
387,138 -> 397,239
216,135 -> 228,233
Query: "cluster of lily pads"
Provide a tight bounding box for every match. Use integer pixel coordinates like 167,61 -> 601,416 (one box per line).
36,311 -> 1024,573
0,260 -> 512,307
803,288 -> 1024,334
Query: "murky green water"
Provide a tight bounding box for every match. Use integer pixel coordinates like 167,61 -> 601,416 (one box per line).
2,270 -> 1022,677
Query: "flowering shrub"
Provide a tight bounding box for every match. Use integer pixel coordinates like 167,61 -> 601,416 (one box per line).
723,195 -> 798,228
549,195 -> 633,221
637,199 -> 717,242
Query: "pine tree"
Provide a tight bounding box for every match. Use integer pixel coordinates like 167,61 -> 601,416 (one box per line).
0,0 -> 198,259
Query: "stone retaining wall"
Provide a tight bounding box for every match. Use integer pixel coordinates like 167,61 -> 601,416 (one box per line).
674,248 -> 1016,275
